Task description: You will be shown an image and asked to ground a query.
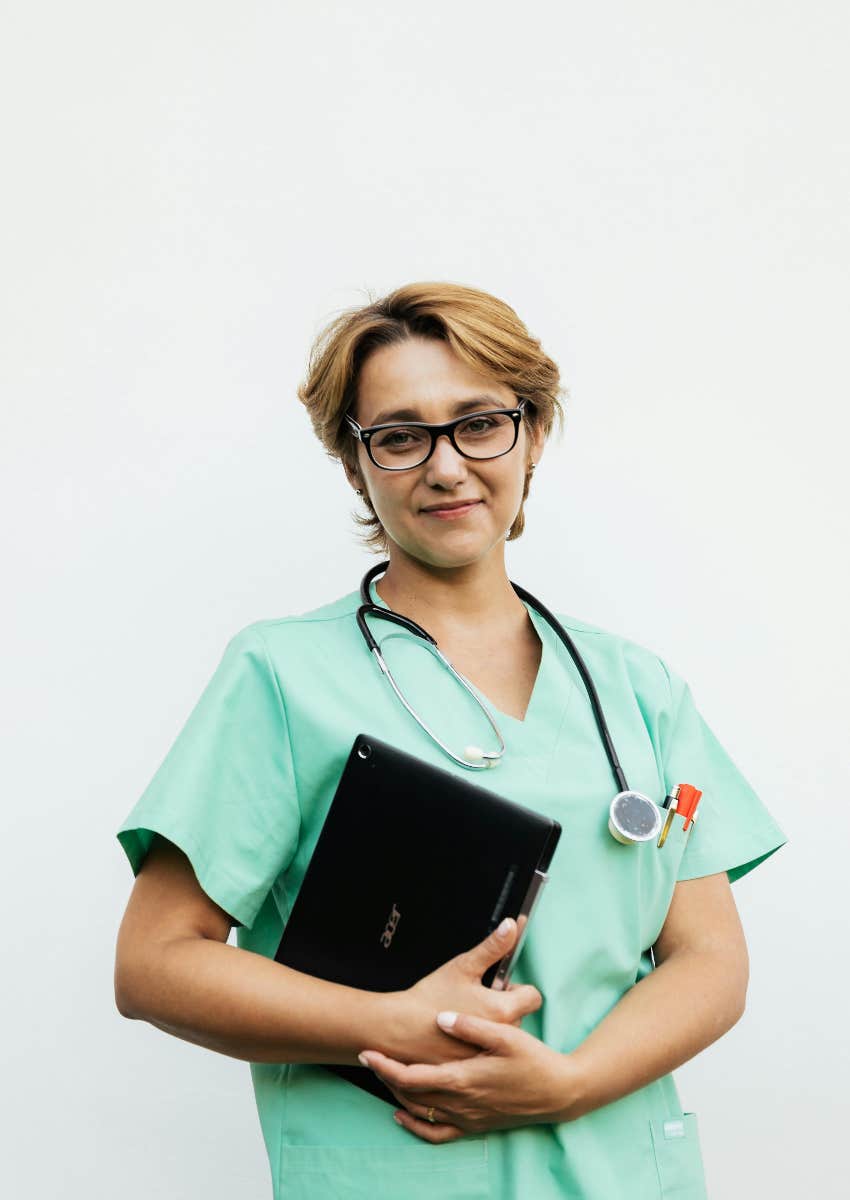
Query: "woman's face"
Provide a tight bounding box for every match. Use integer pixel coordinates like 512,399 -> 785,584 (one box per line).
345,337 -> 544,569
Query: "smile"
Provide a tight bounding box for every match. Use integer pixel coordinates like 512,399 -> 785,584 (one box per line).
421,501 -> 483,520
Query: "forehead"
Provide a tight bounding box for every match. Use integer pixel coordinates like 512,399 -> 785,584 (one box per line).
356,337 -> 513,424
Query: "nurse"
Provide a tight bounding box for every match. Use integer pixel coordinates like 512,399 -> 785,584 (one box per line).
114,281 -> 787,1199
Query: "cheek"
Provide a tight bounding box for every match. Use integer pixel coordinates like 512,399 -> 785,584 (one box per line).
367,479 -> 410,524
487,462 -> 527,505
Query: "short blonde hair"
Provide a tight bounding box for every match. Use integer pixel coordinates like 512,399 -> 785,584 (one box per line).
297,281 -> 567,554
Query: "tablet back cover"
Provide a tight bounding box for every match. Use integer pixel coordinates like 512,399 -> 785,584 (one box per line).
274,733 -> 561,1104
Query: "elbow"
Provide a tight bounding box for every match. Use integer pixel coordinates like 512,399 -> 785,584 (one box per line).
114,993 -> 137,1020
114,977 -> 142,1020
735,942 -> 750,1022
114,944 -> 156,1020
729,987 -> 747,1029
114,931 -> 200,1021
721,948 -> 749,1030
114,964 -> 141,1019
733,972 -> 749,1026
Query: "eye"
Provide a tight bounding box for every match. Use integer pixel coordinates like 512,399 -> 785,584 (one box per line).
373,426 -> 429,451
462,416 -> 498,434
376,429 -> 412,447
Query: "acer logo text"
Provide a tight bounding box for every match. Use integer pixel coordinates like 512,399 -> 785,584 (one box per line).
380,903 -> 401,949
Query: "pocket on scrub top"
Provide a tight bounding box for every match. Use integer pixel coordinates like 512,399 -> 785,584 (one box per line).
648,1112 -> 708,1198
277,1138 -> 489,1200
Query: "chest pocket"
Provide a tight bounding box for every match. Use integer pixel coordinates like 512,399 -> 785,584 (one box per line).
648,1112 -> 708,1197
277,1139 -> 489,1200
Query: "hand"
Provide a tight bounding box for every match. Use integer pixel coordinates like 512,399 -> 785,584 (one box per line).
359,1009 -> 581,1142
381,918 -> 543,1066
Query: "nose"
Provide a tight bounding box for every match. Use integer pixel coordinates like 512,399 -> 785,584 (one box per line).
423,431 -> 468,487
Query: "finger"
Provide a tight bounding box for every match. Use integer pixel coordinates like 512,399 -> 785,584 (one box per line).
358,1049 -> 459,1094
394,1088 -> 453,1114
454,917 -> 518,979
503,983 -> 543,1023
365,1062 -> 411,1112
393,1095 -> 452,1125
504,981 -> 535,1028
393,1109 -> 464,1144
365,1061 -> 416,1109
435,1010 -> 513,1053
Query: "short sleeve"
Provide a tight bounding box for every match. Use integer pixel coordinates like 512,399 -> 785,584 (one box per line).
116,625 -> 301,929
658,659 -> 787,884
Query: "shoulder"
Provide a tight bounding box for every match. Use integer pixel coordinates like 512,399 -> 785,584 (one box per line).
547,606 -> 676,711
220,589 -> 365,671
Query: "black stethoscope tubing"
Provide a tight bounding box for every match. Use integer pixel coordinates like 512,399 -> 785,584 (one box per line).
357,560 -> 629,795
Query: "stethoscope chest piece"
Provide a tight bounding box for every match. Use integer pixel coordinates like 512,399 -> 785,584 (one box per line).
608,790 -> 663,845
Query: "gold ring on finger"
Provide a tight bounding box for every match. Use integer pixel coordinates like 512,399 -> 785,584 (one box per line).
426,1106 -> 436,1124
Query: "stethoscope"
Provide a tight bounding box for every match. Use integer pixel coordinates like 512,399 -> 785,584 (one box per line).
356,560 -> 676,846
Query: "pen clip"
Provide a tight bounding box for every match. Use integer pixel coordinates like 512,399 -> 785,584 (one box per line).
676,784 -> 702,831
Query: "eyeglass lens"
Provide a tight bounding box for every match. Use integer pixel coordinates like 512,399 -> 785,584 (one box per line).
370,412 -> 516,468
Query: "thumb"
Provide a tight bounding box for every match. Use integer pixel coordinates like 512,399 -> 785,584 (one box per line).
457,917 -> 518,979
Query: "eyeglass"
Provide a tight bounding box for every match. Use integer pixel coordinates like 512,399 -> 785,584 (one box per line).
345,399 -> 527,471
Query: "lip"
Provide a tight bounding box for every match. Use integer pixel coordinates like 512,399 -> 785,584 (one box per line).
421,499 -> 483,518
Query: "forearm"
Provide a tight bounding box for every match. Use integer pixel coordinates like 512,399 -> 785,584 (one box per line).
119,935 -> 395,1067
555,948 -> 747,1122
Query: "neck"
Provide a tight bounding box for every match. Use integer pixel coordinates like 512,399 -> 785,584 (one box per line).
374,547 -> 525,633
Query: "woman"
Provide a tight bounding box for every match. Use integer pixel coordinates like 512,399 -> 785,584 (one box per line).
114,281 -> 786,1199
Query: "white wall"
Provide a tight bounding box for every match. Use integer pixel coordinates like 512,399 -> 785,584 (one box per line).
2,2 -> 847,1196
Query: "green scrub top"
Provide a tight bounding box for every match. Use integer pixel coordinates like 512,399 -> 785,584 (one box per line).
117,579 -> 787,1200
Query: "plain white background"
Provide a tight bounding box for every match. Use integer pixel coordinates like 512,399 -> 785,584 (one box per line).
2,2 -> 848,1196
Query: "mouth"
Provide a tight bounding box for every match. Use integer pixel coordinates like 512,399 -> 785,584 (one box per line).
420,500 -> 483,519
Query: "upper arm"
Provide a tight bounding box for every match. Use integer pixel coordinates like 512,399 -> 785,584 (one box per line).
114,834 -> 234,1015
652,871 -> 750,1004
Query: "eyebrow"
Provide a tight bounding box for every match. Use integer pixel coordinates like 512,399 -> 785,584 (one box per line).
369,395 -> 507,426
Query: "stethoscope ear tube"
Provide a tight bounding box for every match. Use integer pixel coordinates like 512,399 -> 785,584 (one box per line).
357,597 -> 506,771
355,604 -> 437,651
505,579 -> 629,797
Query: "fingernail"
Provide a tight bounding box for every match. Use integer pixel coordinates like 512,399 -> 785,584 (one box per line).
498,917 -> 512,935
437,1010 -> 457,1029
393,1112 -> 404,1124
358,1052 -> 371,1067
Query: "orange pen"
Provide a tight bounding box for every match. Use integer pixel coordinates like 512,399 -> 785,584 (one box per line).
657,783 -> 703,848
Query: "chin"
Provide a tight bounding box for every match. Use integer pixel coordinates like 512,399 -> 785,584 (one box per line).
391,528 -> 501,569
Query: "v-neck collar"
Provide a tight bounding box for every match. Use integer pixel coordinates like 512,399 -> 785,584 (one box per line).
365,576 -> 576,745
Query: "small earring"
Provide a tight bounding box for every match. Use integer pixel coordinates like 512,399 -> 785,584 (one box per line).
528,462 -> 536,473
355,488 -> 363,495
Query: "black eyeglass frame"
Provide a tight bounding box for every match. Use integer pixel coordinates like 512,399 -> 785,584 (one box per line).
344,398 -> 528,471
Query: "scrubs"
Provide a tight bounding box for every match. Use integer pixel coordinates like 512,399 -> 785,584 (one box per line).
117,579 -> 787,1199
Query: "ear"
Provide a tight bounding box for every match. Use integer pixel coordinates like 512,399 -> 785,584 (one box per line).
343,460 -> 362,493
527,418 -> 546,470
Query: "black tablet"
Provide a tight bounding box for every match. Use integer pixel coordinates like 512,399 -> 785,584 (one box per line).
274,732 -> 561,1104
